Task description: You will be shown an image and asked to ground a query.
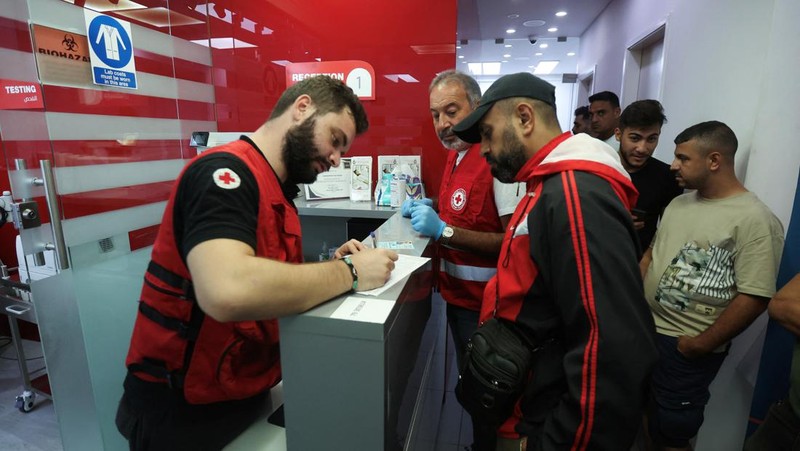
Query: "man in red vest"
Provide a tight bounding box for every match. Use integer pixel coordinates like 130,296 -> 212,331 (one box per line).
116,76 -> 398,450
402,70 -> 524,450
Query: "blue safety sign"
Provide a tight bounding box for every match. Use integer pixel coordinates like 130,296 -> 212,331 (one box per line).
84,10 -> 138,89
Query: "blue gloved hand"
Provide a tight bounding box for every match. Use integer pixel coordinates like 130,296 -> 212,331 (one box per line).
401,197 -> 433,217
410,204 -> 445,239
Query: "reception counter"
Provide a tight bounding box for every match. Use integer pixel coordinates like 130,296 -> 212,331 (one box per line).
226,200 -> 442,451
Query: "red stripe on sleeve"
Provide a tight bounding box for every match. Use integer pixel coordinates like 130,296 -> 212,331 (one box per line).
562,171 -> 600,451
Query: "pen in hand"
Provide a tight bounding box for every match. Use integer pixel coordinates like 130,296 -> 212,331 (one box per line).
369,231 -> 377,249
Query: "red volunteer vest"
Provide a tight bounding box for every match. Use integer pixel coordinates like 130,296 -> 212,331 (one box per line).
437,144 -> 504,311
125,140 -> 303,404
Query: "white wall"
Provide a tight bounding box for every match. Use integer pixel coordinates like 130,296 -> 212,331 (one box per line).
477,74 -> 577,133
579,1 -> 800,450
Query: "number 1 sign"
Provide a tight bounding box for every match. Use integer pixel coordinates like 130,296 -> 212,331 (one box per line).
286,61 -> 375,100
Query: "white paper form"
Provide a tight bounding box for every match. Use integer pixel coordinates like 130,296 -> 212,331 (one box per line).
330,296 -> 395,323
358,254 -> 429,297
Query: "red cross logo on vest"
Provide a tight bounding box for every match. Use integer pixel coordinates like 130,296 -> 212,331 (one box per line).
212,168 -> 241,189
451,188 -> 467,211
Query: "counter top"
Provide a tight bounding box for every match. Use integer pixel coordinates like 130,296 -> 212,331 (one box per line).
294,197 -> 398,219
278,210 -> 430,340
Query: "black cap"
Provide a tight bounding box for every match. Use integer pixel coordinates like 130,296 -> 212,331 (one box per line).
452,72 -> 556,143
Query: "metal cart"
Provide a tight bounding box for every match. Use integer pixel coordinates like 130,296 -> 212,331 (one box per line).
0,276 -> 51,412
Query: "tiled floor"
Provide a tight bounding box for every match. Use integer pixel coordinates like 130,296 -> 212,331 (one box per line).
0,337 -> 62,451
412,295 -> 472,451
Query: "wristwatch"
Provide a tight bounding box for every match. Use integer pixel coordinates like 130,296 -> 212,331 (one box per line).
439,224 -> 454,245
341,255 -> 359,291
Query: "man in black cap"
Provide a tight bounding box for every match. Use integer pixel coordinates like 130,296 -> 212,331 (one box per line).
452,72 -> 658,450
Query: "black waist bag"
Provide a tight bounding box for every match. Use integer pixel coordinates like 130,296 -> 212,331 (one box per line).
455,317 -> 536,427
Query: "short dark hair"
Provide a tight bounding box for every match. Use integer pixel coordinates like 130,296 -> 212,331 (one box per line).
618,99 -> 667,130
674,121 -> 738,157
588,91 -> 620,109
269,76 -> 369,134
574,105 -> 590,120
430,70 -> 482,108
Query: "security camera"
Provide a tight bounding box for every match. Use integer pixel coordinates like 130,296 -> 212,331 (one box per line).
528,37 -> 537,45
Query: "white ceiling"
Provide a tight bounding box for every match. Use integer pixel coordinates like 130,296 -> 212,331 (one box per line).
456,0 -> 613,78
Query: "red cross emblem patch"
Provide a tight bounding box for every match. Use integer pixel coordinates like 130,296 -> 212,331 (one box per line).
212,168 -> 241,189
450,188 -> 467,211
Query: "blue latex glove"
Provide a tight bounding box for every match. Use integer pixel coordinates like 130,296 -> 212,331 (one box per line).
401,197 -> 433,217
410,204 -> 445,239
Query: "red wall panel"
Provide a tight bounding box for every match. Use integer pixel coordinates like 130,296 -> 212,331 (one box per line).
208,0 -> 457,198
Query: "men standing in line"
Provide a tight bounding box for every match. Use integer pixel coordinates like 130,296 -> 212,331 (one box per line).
589,91 -> 621,148
452,72 -> 657,450
402,70 -> 524,450
615,99 -> 683,250
572,105 -> 591,135
641,121 -> 785,451
116,76 -> 398,450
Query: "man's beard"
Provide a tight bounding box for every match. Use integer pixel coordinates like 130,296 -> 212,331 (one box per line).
487,127 -> 527,183
439,128 -> 471,151
282,115 -> 328,185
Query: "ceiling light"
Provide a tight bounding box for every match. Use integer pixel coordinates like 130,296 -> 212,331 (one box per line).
241,17 -> 257,33
116,6 -> 202,27
506,28 -> 516,34
567,52 -> 576,56
483,62 -> 501,75
533,60 -> 559,74
502,60 -> 509,63
468,62 -> 503,76
548,27 -> 558,32
504,44 -> 512,48
523,19 -> 546,27
555,11 -> 567,17
535,52 -> 543,56
539,43 -> 548,49
458,55 -> 464,59
503,54 -> 511,58
190,37 -> 256,49
397,74 -> 419,83
82,0 -> 146,12
456,46 -> 461,49
468,63 -> 482,75
507,14 -> 519,19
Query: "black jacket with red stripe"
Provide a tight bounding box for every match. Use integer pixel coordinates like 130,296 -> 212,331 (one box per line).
480,133 -> 658,450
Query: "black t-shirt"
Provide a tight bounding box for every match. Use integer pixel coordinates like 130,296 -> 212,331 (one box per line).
174,150 -> 259,260
630,157 -> 683,249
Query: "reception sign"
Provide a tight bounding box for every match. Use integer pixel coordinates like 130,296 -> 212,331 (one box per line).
286,60 -> 375,100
